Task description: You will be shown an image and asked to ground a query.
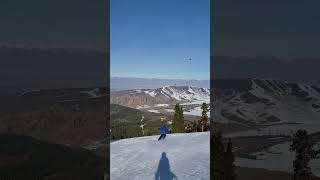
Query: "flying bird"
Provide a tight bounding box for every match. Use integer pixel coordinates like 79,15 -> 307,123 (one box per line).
186,58 -> 192,61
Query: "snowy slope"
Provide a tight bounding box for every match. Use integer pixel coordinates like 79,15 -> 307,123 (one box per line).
110,132 -> 210,180
140,86 -> 210,103
157,86 -> 209,102
213,79 -> 320,126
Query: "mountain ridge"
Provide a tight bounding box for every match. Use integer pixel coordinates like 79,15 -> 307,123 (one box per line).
110,77 -> 209,91
213,78 -> 320,135
111,85 -> 210,109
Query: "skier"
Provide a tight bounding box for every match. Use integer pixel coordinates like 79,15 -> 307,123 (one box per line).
158,123 -> 169,141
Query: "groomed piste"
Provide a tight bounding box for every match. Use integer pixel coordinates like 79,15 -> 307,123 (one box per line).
110,132 -> 210,180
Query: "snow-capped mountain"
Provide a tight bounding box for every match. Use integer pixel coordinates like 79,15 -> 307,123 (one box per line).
213,79 -> 320,134
146,86 -> 209,102
111,86 -> 210,108
110,77 -> 210,91
111,86 -> 210,117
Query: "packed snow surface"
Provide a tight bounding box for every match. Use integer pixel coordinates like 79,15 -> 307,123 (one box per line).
165,108 -> 210,117
110,132 -> 210,180
184,106 -> 211,117
156,104 -> 170,107
165,109 -> 174,113
136,105 -> 151,109
148,109 -> 161,113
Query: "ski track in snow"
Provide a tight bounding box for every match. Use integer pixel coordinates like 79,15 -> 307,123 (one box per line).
137,105 -> 151,109
184,106 -> 211,117
111,132 -> 210,180
165,109 -> 174,113
156,104 -> 169,107
164,108 -> 210,117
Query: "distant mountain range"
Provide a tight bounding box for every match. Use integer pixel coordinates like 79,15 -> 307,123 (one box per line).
213,55 -> 320,80
111,78 -> 320,130
212,78 -> 320,132
111,86 -> 210,117
111,86 -> 209,108
110,77 -> 210,91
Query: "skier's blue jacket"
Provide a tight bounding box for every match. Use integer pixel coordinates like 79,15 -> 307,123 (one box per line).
160,124 -> 169,135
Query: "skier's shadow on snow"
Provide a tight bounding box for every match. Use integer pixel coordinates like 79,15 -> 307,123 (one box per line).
155,152 -> 178,180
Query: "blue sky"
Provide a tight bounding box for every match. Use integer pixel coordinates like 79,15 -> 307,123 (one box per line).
214,0 -> 320,58
110,0 -> 210,80
0,1 -> 106,50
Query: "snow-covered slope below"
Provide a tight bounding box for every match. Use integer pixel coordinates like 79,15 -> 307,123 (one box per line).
110,132 -> 210,180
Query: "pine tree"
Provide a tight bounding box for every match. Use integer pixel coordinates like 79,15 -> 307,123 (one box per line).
290,129 -> 319,180
179,105 -> 185,131
172,104 -> 179,132
225,139 -> 236,180
172,103 -> 184,133
200,103 -> 209,132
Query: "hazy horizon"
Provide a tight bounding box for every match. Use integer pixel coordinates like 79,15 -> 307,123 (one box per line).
111,76 -> 210,81
213,0 -> 320,58
110,76 -> 210,91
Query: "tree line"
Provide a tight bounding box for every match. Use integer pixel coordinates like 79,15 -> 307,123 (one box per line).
211,132 -> 236,180
172,102 -> 210,133
290,129 -> 320,180
211,129 -> 320,180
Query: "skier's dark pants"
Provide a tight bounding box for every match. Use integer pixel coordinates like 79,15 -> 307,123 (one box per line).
158,134 -> 166,141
